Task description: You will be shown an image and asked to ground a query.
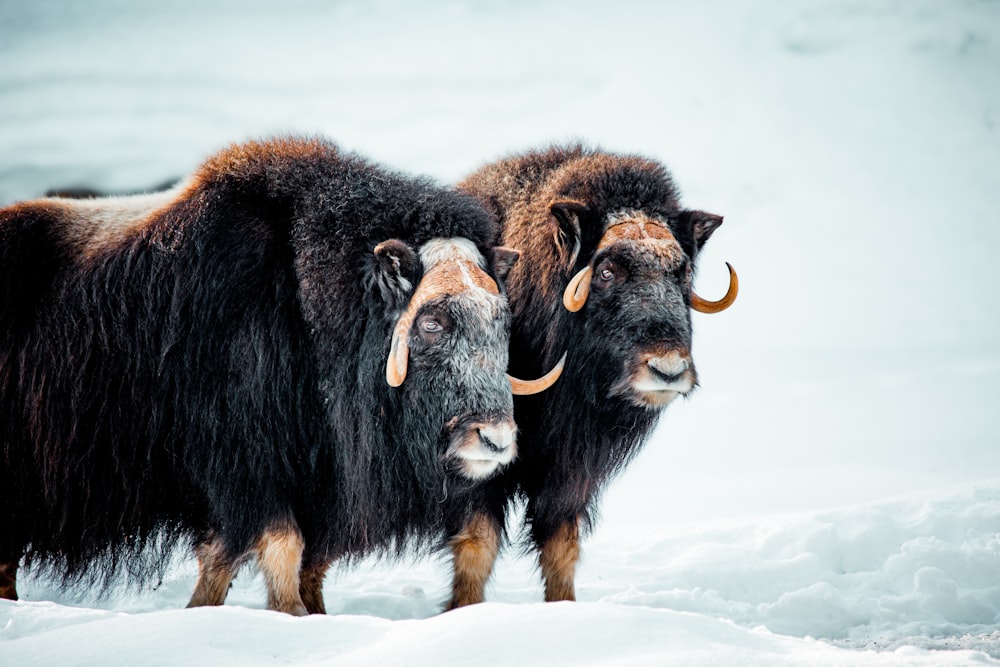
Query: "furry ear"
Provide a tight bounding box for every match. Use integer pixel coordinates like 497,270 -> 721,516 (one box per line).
371,239 -> 421,314
549,199 -> 589,267
491,246 -> 520,283
678,209 -> 724,252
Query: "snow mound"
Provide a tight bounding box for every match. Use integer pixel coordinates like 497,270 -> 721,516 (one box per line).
588,482 -> 1000,656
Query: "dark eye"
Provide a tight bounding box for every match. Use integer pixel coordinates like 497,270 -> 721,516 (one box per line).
415,309 -> 452,346
420,319 -> 442,334
599,267 -> 615,282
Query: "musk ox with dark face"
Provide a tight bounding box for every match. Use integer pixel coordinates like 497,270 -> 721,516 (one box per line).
437,144 -> 738,606
0,136 -> 560,614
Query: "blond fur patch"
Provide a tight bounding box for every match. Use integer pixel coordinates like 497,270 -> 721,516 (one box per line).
539,519 -> 580,602
187,536 -> 236,608
50,182 -> 188,258
448,513 -> 501,608
255,523 -> 307,616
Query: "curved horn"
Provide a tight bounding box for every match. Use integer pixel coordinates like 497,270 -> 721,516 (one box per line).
691,262 -> 739,314
562,266 -> 592,313
385,317 -> 412,387
508,352 -> 566,395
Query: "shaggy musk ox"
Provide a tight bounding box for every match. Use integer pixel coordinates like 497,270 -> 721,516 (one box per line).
0,136 -> 561,614
432,144 -> 739,607
278,144 -> 739,613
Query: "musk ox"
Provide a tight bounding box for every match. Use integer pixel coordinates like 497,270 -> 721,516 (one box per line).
0,136 -> 561,614
433,144 -> 739,607
194,143 -> 737,613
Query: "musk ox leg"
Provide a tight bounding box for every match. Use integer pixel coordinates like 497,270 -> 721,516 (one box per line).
255,521 -> 308,616
0,560 -> 18,601
187,535 -> 237,608
447,512 -> 501,609
298,558 -> 331,615
539,518 -> 581,602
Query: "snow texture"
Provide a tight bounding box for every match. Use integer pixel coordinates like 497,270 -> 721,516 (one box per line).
1,0 -> 999,664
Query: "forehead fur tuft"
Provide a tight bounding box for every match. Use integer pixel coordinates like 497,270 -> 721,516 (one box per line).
600,209 -> 685,263
605,209 -> 667,228
418,237 -> 485,271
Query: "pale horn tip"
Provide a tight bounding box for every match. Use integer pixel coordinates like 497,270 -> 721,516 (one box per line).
508,352 -> 567,395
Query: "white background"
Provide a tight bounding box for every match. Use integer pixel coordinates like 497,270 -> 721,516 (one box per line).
1,1 -> 998,664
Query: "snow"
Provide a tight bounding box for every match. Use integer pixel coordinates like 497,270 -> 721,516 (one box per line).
4,483 -> 999,665
1,0 -> 999,664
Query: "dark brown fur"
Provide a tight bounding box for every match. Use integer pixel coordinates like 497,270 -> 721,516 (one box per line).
443,144 -> 729,605
1,136 -> 519,612
187,534 -> 237,608
0,562 -> 16,601
298,561 -> 332,615
203,143 -> 731,612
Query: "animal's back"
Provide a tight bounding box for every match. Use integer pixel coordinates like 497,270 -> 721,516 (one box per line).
458,144 -> 589,224
0,139 -> 331,584
1,135 -> 505,593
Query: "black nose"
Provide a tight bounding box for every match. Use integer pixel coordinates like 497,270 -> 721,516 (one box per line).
647,357 -> 690,384
477,429 -> 504,453
475,422 -> 516,454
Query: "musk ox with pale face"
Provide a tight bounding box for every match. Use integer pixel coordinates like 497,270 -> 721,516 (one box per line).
276,144 -> 738,616
0,136 -> 560,614
437,144 -> 737,607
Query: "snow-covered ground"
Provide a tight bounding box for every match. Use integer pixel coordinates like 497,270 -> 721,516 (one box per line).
5,482 -> 1000,665
1,0 -> 998,664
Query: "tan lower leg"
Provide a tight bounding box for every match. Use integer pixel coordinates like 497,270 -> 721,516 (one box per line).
187,537 -> 236,608
256,522 -> 307,616
539,518 -> 580,602
299,559 -> 331,615
447,513 -> 500,609
0,561 -> 18,601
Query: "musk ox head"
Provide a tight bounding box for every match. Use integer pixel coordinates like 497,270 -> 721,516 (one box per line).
551,201 -> 737,410
371,236 -> 563,479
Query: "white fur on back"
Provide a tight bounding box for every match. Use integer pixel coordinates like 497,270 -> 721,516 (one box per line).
55,179 -> 188,256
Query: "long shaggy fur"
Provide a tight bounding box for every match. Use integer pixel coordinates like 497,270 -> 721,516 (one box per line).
0,136 -> 506,594
445,143 -> 726,600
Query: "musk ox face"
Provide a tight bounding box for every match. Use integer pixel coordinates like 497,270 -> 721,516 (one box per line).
376,237 -> 528,481
559,207 -> 737,411
416,292 -> 518,480
408,286 -> 518,480
572,211 -> 695,409
586,244 -> 696,408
